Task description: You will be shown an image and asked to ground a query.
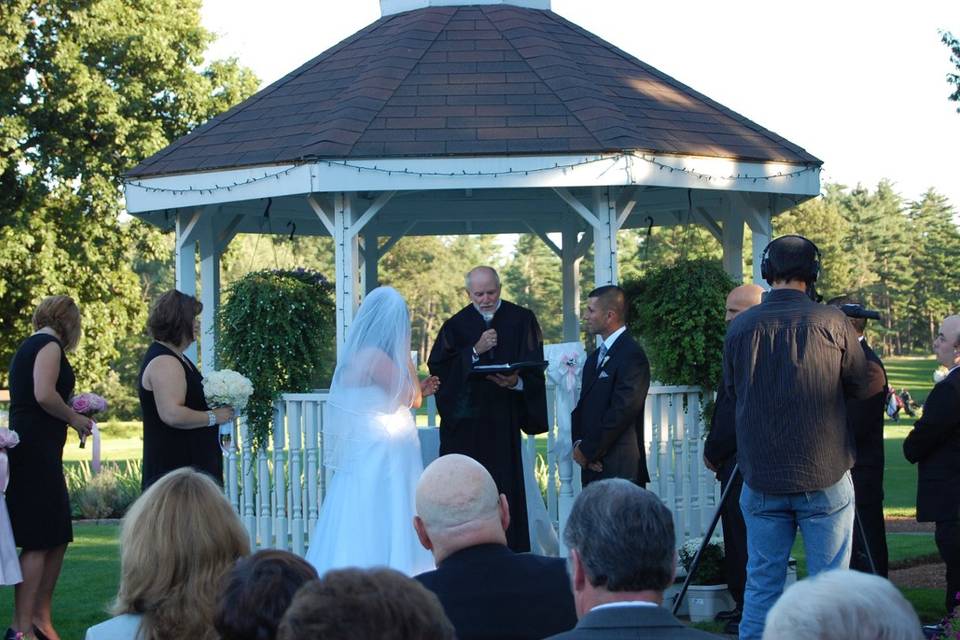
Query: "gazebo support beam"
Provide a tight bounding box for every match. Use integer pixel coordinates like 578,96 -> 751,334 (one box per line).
592,186 -> 618,286
198,211 -> 221,374
744,199 -> 773,286
176,208 -> 202,363
363,230 -> 379,294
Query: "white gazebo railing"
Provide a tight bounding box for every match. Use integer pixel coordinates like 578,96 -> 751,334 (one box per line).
223,383 -> 719,556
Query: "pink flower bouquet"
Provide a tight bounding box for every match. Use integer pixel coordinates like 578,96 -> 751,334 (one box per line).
0,429 -> 18,451
68,393 -> 105,472
70,393 -> 108,417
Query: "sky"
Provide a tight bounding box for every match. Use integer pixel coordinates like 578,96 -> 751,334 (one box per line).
200,0 -> 960,210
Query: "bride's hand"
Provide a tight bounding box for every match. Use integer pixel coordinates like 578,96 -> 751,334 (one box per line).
420,376 -> 440,397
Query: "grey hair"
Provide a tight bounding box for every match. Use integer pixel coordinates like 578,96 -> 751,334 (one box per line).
464,266 -> 500,290
762,569 -> 922,640
563,479 -> 675,592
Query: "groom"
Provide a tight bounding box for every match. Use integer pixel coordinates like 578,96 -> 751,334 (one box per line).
572,285 -> 650,487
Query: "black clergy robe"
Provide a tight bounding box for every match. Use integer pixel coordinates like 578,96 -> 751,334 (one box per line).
427,300 -> 548,552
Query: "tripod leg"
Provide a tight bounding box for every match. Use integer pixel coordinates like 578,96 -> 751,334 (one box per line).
672,463 -> 740,616
853,507 -> 878,575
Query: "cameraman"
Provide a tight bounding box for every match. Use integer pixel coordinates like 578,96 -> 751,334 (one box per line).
722,235 -> 868,640
828,295 -> 889,578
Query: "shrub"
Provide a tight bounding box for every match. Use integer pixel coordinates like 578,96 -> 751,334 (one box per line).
217,269 -> 335,451
679,537 -> 726,585
623,259 -> 735,392
66,460 -> 142,519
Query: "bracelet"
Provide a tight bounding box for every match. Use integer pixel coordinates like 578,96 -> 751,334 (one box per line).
207,410 -> 217,427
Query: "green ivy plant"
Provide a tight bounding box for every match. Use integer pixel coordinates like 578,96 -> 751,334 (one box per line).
623,259 -> 735,394
217,269 -> 335,451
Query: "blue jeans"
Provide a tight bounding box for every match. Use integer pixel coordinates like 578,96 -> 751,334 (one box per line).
738,472 -> 855,640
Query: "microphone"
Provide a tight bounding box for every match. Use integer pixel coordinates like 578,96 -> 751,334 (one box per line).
482,312 -> 495,360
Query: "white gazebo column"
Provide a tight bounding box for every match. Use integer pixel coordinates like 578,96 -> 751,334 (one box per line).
721,213 -> 745,284
197,210 -> 221,374
334,193 -> 361,351
592,186 -> 618,286
309,191 -> 396,352
561,220 -> 590,342
746,203 -> 773,286
175,209 -> 201,363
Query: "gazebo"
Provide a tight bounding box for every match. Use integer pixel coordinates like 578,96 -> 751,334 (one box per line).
123,0 -> 821,552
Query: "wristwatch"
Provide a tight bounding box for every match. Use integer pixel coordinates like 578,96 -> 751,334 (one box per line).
206,410 -> 217,427
471,347 -> 480,362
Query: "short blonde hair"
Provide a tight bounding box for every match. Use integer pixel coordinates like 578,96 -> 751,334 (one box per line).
32,295 -> 81,352
113,468 -> 250,640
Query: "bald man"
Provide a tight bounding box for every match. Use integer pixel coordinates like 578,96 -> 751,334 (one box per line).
905,314 -> 960,620
428,266 -> 549,552
413,454 -> 576,640
702,283 -> 763,632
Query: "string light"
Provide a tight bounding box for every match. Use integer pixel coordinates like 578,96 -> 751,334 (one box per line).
124,154 -> 820,196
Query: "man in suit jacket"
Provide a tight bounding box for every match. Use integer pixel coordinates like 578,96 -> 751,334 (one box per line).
572,285 -> 650,486
413,454 -> 577,640
828,295 -> 890,577
546,479 -> 720,640
703,283 -> 763,633
904,314 -> 960,618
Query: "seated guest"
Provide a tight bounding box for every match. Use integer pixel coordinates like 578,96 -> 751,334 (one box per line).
547,479 -> 719,639
85,468 -> 250,640
413,454 -> 577,639
762,569 -> 922,640
277,568 -> 455,640
215,550 -> 318,640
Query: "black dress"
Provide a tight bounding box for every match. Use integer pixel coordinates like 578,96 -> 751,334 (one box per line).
139,342 -> 221,489
7,333 -> 75,550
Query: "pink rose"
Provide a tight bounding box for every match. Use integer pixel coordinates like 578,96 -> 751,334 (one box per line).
0,429 -> 19,449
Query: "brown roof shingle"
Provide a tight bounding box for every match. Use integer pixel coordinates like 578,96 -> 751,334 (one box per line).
127,5 -> 819,178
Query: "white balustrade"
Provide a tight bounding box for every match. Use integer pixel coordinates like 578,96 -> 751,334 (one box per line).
222,383 -> 719,554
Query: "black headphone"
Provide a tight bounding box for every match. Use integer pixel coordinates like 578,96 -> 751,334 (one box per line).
759,235 -> 822,284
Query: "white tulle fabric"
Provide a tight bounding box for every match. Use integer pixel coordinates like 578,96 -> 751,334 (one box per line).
306,287 -> 434,577
0,448 -> 22,585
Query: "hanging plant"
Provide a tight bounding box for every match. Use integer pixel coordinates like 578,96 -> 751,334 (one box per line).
217,269 -> 335,451
623,259 -> 735,394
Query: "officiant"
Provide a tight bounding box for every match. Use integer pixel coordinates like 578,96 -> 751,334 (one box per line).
427,266 -> 548,552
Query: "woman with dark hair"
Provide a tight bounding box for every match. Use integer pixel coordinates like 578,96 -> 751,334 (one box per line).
138,290 -> 235,489
214,551 -> 318,640
6,295 -> 93,640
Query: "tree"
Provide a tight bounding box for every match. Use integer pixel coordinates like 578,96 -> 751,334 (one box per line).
773,185 -> 860,298
0,0 -> 258,400
904,189 -> 960,350
503,234 -> 563,342
942,30 -> 960,112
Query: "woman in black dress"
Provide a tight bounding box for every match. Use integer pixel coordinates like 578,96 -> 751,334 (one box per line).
6,295 -> 93,640
138,290 -> 235,489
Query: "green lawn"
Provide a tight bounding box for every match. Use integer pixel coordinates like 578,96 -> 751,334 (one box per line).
0,523 -> 121,640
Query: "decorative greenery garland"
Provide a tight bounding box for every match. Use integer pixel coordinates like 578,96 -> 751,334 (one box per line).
624,259 -> 735,396
217,269 -> 335,451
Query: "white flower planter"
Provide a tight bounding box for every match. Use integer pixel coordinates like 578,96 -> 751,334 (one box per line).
686,584 -> 736,623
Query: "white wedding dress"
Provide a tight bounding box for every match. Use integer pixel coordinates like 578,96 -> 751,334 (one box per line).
304,287 -> 434,577
305,387 -> 434,576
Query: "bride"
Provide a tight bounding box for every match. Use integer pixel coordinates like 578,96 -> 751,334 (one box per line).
305,286 -> 440,576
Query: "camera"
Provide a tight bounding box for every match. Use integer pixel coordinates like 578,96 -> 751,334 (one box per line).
840,304 -> 881,321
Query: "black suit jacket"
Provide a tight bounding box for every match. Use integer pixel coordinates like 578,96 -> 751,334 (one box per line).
703,377 -> 737,482
545,604 -> 722,639
415,543 -> 577,640
847,340 -> 887,502
572,331 -> 650,486
904,367 -> 960,522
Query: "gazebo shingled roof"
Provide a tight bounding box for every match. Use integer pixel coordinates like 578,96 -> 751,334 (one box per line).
127,5 -> 819,178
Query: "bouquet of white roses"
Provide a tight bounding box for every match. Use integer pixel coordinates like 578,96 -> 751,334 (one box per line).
202,369 -> 254,416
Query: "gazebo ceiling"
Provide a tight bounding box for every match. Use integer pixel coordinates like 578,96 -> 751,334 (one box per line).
127,4 -> 820,180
